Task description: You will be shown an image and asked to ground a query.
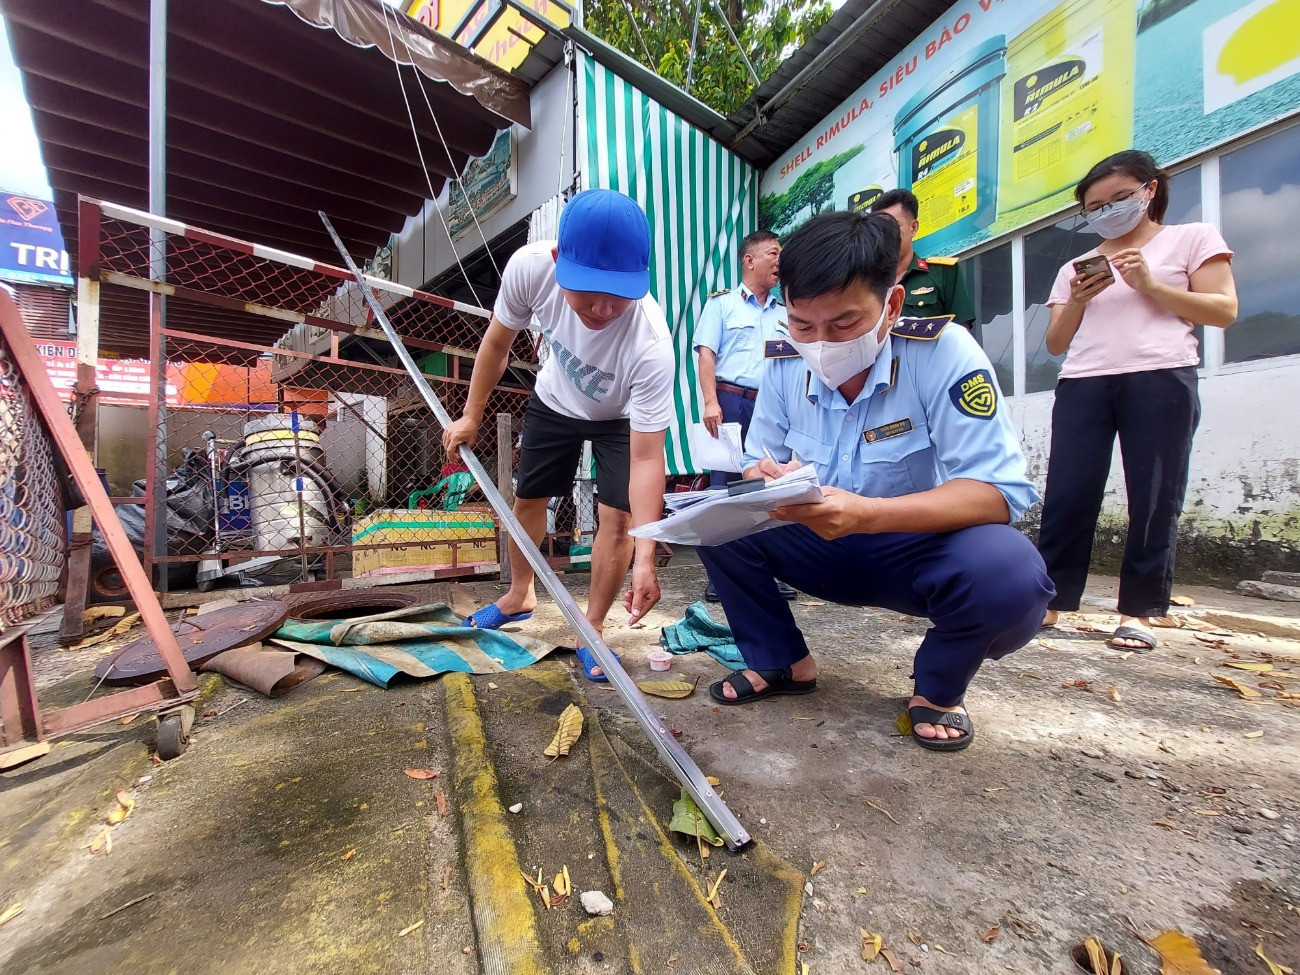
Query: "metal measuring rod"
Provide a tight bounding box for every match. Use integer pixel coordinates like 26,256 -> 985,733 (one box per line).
320,212 -> 751,851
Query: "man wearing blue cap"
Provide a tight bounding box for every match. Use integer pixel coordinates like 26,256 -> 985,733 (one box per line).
442,189 -> 674,681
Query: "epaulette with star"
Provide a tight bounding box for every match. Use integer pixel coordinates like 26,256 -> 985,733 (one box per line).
891,315 -> 954,340
707,287 -> 732,298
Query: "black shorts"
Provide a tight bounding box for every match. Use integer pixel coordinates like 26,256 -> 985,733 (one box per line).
515,393 -> 631,512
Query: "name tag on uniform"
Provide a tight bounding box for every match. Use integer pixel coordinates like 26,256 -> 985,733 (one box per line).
909,286 -> 935,295
765,339 -> 799,358
863,418 -> 913,443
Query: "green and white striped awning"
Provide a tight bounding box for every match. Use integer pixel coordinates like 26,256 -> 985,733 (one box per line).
578,55 -> 759,475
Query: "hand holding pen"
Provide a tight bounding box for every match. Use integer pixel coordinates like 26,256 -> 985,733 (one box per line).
751,444 -> 803,481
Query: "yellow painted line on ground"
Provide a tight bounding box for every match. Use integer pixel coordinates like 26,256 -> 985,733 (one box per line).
443,673 -> 552,975
586,717 -> 755,975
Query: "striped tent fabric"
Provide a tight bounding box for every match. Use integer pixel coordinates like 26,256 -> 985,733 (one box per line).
578,55 -> 759,475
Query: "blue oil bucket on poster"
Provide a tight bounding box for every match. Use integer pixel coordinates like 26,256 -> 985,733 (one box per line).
893,35 -> 1006,254
218,480 -> 251,535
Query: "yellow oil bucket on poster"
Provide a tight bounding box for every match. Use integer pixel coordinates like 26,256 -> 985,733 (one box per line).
999,0 -> 1136,214
405,0 -> 570,72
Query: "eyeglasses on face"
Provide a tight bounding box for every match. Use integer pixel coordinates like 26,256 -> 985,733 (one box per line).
1081,181 -> 1151,218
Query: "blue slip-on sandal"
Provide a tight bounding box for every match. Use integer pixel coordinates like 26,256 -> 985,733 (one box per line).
462,604 -> 533,629
575,644 -> 621,683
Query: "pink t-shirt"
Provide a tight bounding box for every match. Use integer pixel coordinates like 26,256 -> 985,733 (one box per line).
1047,222 -> 1233,379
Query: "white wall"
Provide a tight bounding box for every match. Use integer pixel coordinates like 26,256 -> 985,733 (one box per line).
1009,356 -> 1300,577
392,63 -> 577,292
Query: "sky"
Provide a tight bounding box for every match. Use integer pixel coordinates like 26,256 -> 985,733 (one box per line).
0,0 -> 412,202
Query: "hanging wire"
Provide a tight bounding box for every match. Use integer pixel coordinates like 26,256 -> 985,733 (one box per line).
557,40 -> 575,201
385,6 -> 503,280
378,4 -> 488,308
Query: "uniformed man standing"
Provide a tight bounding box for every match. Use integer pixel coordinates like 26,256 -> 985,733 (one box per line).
870,189 -> 975,327
694,229 -> 796,601
697,210 -> 1054,751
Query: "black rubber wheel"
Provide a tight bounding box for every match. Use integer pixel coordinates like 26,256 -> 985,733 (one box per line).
156,713 -> 189,760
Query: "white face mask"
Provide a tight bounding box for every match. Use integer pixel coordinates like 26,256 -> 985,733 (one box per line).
788,302 -> 889,390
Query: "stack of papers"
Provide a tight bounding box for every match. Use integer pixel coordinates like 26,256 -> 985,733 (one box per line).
632,466 -> 824,546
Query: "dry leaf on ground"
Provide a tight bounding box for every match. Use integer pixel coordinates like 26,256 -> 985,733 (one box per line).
1225,662 -> 1272,673
879,946 -> 903,972
89,828 -> 112,854
0,903 -> 21,927
1108,687 -> 1122,703
397,918 -> 424,937
1255,942 -> 1293,975
860,930 -> 882,961
1146,930 -> 1222,975
403,768 -> 438,779
638,680 -> 697,699
341,849 -> 356,861
810,859 -> 826,877
1212,675 -> 1262,699
1170,595 -> 1196,606
982,924 -> 1001,943
543,704 -> 584,758
1243,730 -> 1264,739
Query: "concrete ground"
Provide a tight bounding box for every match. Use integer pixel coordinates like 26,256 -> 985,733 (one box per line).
1,554 -> 1297,974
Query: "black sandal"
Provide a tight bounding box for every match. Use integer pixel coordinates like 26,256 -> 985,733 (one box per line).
907,705 -> 975,752
708,668 -> 817,706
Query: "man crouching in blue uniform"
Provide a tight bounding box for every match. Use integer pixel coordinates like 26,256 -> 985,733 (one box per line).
698,210 -> 1055,751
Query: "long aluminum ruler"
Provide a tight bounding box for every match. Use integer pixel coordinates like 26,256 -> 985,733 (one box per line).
319,213 -> 750,850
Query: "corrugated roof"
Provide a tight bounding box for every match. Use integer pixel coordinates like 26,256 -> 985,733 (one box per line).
725,0 -> 958,168
0,0 -> 531,275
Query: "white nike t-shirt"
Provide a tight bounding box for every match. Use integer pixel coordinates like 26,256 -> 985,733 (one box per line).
493,241 -> 675,433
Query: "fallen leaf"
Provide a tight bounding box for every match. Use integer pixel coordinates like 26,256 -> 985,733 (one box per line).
1147,930 -> 1222,975
398,919 -> 424,937
1018,672 -> 1045,680
0,904 -> 21,927
543,704 -> 584,758
119,714 -> 136,726
201,709 -> 218,718
106,806 -> 128,826
1212,675 -> 1261,699
864,799 -> 900,825
115,790 -> 135,812
1170,595 -> 1196,606
435,789 -> 447,818
1224,662 -> 1272,673
637,679 -> 697,699
810,859 -> 826,877
706,776 -> 721,786
895,712 -> 913,735
487,681 -> 499,690
669,790 -> 724,846
982,924 -> 1001,943
861,930 -> 882,961
403,768 -> 438,779
1256,942 -> 1293,975
1195,635 -> 1228,648
1064,679 -> 1095,693
442,866 -> 451,890
1038,639 -> 1062,651
339,686 -> 364,693
705,868 -> 727,909
1108,687 -> 1122,703
880,946 -> 903,972
89,828 -> 112,854
342,848 -> 356,861
540,885 -> 552,909
798,600 -> 825,606
1243,730 -> 1264,739
907,932 -> 924,947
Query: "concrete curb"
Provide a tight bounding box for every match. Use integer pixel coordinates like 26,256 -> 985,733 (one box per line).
444,672 -> 552,975
1193,610 -> 1300,642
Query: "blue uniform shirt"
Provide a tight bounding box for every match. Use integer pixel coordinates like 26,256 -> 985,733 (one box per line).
743,319 -> 1040,522
692,285 -> 787,389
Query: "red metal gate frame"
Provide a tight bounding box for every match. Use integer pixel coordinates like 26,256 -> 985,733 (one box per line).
0,290 -> 197,766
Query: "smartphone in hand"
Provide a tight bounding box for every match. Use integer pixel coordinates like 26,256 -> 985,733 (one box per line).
1072,254 -> 1112,280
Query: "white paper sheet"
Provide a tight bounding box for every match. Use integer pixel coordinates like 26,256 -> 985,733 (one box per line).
688,422 -> 746,473
631,466 -> 824,546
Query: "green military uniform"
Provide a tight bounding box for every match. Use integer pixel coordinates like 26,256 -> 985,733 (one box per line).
899,255 -> 975,327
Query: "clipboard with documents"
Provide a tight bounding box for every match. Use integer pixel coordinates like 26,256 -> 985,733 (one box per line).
631,466 -> 824,546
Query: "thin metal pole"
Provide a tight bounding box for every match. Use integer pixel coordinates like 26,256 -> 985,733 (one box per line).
319,212 -> 750,850
148,0 -> 169,591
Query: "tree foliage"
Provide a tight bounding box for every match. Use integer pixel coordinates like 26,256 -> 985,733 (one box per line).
584,0 -> 833,117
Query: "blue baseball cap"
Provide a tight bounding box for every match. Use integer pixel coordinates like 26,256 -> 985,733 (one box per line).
555,189 -> 651,300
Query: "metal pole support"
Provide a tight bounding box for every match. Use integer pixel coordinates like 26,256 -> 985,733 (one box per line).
496,412 -> 514,586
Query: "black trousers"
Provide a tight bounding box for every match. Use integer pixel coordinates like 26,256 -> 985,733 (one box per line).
1037,366 -> 1199,619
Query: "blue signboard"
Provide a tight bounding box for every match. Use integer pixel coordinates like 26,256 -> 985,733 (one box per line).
0,191 -> 72,286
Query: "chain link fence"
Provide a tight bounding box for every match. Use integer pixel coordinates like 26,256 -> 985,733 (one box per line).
81,200 -> 589,591
0,329 -> 65,627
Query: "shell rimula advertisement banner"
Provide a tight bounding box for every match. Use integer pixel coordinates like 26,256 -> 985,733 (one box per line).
405,0 -> 570,72
760,0 -> 1300,255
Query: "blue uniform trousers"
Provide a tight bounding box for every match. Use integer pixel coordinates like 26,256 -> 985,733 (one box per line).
707,388 -> 757,488
696,522 -> 1055,706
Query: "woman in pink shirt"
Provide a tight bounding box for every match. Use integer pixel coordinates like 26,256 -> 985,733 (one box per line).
1037,151 -> 1238,651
